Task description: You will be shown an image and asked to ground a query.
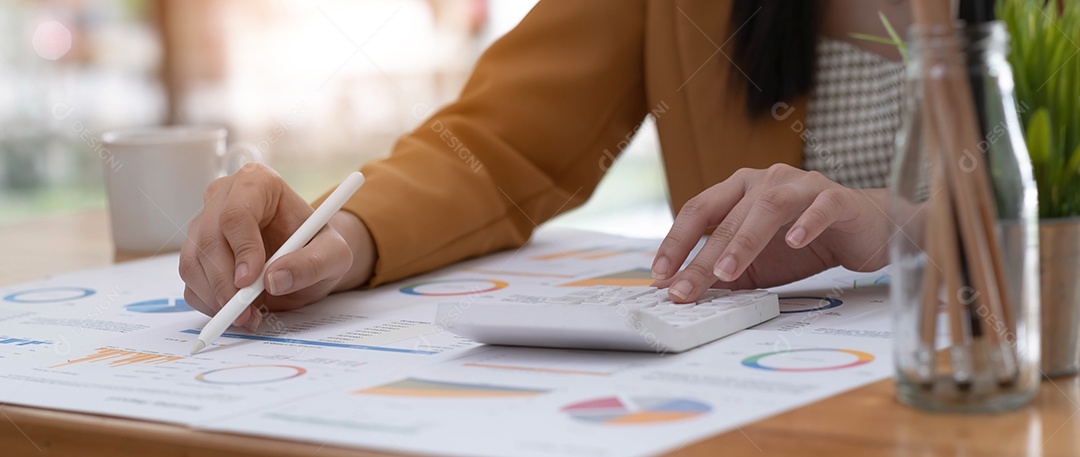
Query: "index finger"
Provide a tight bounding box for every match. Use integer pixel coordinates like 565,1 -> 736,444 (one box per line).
652,170 -> 749,281
218,164 -> 288,288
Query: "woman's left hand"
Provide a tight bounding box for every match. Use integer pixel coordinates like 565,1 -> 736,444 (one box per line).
651,164 -> 892,302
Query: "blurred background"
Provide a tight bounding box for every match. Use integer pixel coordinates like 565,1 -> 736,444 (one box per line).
0,0 -> 670,237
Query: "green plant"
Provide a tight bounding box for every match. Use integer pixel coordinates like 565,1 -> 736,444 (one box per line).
850,12 -> 910,63
999,0 -> 1080,218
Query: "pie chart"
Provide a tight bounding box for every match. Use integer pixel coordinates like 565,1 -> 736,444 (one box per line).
562,396 -> 711,425
399,279 -> 508,296
125,298 -> 194,313
741,348 -> 874,372
778,296 -> 843,314
4,287 -> 95,303
196,365 -> 307,385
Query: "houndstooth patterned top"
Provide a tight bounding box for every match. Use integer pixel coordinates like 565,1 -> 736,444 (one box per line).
803,38 -> 906,189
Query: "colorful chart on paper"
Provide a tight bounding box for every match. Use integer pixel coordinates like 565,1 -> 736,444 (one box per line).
562,396 -> 712,425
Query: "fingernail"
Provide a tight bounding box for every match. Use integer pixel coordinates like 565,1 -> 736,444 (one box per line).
243,311 -> 263,333
268,269 -> 292,295
787,227 -> 807,247
715,256 -> 737,281
233,308 -> 251,328
670,280 -> 692,301
651,256 -> 670,279
234,262 -> 249,285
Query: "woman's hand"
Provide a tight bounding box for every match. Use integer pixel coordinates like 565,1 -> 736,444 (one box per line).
179,163 -> 376,331
651,164 -> 891,302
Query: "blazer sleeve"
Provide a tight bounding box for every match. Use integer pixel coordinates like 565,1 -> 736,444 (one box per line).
314,0 -> 649,286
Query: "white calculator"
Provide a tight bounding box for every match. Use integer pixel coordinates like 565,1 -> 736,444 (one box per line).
436,286 -> 779,353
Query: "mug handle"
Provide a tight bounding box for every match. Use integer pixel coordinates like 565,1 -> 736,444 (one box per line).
221,142 -> 264,176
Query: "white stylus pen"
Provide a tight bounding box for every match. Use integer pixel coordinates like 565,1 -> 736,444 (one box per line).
190,171 -> 365,355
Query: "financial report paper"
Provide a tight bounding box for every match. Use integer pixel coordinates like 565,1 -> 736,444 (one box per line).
0,228 -> 893,457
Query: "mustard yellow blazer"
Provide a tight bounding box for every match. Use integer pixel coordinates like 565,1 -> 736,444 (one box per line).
318,0 -> 806,286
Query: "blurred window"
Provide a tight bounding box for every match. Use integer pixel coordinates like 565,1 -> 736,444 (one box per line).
1,0 -> 668,237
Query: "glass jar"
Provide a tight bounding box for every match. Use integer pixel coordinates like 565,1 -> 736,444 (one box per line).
889,22 -> 1040,412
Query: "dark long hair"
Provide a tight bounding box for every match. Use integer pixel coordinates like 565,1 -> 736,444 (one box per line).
729,1 -> 822,117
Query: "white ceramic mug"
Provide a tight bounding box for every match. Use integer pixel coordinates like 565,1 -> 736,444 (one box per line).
100,126 -> 261,255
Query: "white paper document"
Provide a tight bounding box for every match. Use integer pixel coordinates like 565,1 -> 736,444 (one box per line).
0,228 -> 893,456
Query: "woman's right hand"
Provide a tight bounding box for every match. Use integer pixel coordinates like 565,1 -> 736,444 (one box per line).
179,163 -> 376,331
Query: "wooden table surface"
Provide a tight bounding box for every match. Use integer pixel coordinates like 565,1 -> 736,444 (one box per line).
1,209 -> 1077,457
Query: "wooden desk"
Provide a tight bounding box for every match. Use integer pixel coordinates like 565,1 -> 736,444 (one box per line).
1,209 -> 1077,457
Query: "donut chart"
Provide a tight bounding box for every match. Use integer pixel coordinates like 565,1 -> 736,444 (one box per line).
741,348 -> 874,372
196,365 -> 307,385
3,287 -> 95,303
400,279 -> 508,296
562,396 -> 711,425
778,296 -> 843,314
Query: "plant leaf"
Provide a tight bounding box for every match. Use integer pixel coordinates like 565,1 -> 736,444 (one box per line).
878,12 -> 908,63
1027,108 -> 1052,167
1062,141 -> 1080,183
848,33 -> 898,46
